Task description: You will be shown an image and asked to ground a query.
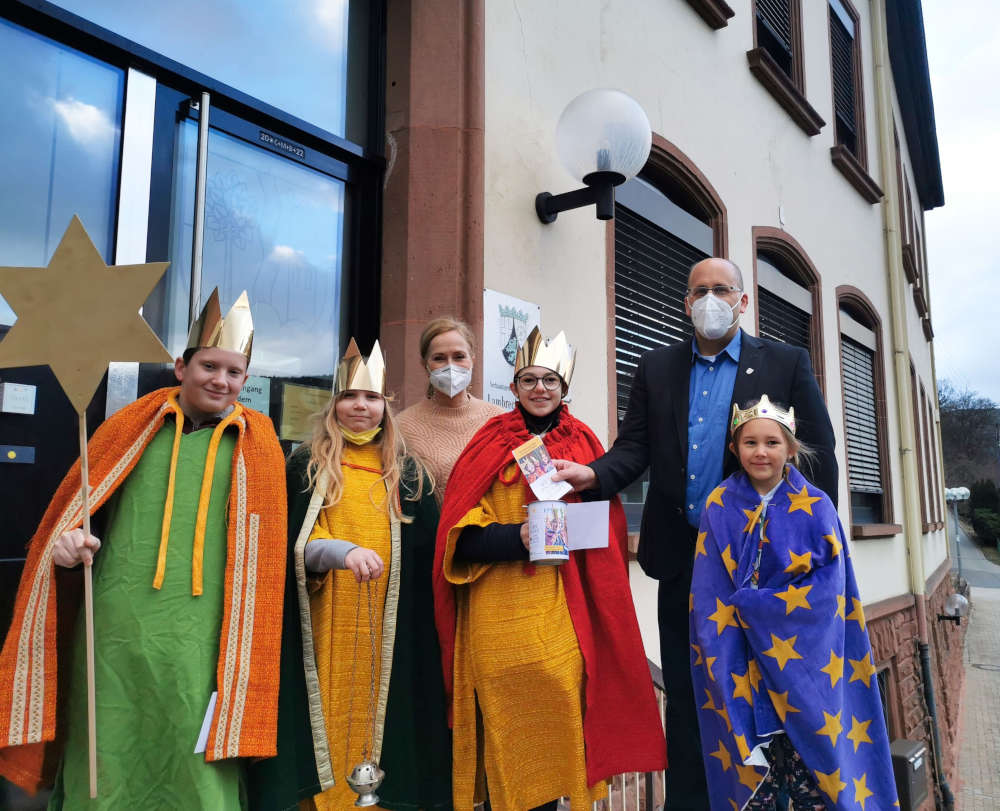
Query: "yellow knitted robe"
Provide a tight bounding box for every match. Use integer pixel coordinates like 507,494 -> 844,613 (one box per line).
443,463 -> 606,810
305,443 -> 394,811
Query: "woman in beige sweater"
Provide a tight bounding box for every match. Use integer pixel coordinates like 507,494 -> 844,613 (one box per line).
398,317 -> 503,503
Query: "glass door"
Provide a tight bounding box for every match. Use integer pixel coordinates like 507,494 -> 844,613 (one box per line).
142,88 -> 351,451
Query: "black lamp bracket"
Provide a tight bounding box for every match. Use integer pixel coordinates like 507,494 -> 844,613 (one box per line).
535,170 -> 627,224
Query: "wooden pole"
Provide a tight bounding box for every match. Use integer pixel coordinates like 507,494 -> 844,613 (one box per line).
78,411 -> 97,798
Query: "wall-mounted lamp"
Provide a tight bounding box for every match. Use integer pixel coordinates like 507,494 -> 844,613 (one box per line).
536,89 -> 652,224
937,592 -> 969,625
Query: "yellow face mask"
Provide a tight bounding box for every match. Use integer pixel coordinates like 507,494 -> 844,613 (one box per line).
338,424 -> 383,446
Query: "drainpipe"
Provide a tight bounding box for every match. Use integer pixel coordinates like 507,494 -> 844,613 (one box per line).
870,2 -> 954,808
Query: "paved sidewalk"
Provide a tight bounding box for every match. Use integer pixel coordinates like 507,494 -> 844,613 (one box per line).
948,518 -> 1000,589
957,586 -> 1000,810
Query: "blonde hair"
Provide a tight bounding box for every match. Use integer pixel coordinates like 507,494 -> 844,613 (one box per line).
305,392 -> 430,522
731,406 -> 817,476
419,316 -> 476,398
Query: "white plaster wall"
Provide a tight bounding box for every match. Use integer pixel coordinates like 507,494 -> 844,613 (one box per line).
483,0 -> 941,607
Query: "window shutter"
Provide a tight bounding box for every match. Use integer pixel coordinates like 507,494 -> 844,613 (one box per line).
830,11 -> 857,153
758,286 -> 811,354
841,336 -> 883,494
614,204 -> 703,422
757,0 -> 793,52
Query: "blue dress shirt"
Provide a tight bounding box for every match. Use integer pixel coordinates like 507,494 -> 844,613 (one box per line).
685,331 -> 741,527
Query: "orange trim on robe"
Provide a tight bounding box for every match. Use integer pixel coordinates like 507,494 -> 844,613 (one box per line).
0,387 -> 287,793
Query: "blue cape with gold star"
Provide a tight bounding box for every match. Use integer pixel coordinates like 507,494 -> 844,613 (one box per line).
689,465 -> 898,810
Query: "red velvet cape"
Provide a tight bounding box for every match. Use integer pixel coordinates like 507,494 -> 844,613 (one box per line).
433,407 -> 667,784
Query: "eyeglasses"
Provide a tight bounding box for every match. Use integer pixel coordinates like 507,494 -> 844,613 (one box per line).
515,373 -> 563,391
686,285 -> 742,299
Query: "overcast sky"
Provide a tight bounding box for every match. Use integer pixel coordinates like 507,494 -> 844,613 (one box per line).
923,3 -> 1000,403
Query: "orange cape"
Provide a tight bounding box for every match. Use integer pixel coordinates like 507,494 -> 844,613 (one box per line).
0,387 -> 287,792
433,407 -> 667,784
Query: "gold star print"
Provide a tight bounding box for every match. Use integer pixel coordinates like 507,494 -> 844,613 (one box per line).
708,598 -> 739,634
787,485 -> 822,516
849,652 -> 878,688
824,528 -> 842,557
742,506 -> 763,533
705,485 -> 726,510
747,659 -> 762,691
836,594 -> 846,620
701,690 -> 732,731
813,768 -> 847,804
695,531 -> 708,557
846,597 -> 867,630
705,656 -> 718,681
721,545 -> 738,580
766,689 -> 801,723
733,734 -> 751,762
762,634 -> 804,670
728,801 -> 739,811
815,709 -> 844,747
709,740 -> 732,771
735,763 -> 765,791
0,216 -> 171,412
847,716 -> 874,752
689,592 -> 694,613
774,583 -> 813,615
784,549 -> 812,575
736,608 -> 750,629
853,773 -> 874,810
731,670 -> 754,705
691,644 -> 703,666
820,650 -> 845,688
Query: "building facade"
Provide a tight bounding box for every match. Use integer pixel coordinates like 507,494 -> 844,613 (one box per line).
0,0 -> 962,807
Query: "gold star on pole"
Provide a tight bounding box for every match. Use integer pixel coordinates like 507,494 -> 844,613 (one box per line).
774,583 -> 813,614
705,485 -> 726,510
709,739 -> 732,771
849,652 -> 878,688
766,689 -> 801,723
824,528 -> 842,557
735,763 -> 765,791
820,650 -> 845,688
762,634 -> 804,670
708,598 -> 739,634
695,531 -> 708,557
846,597 -> 867,630
787,485 -> 822,515
814,768 -> 847,804
731,669 -> 754,705
721,544 -> 738,580
784,549 -> 812,575
815,709 -> 844,747
847,716 -> 874,752
0,216 -> 171,411
853,773 -> 875,809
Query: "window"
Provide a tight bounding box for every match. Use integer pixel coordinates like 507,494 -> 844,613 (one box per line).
909,364 -> 930,529
827,0 -> 881,203
837,288 -> 899,537
611,137 -> 726,532
747,0 -> 825,136
922,384 -> 944,526
753,228 -> 825,394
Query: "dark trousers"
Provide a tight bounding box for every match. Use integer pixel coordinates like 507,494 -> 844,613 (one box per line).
658,554 -> 710,811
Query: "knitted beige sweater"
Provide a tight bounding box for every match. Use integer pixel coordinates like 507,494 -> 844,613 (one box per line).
397,395 -> 504,503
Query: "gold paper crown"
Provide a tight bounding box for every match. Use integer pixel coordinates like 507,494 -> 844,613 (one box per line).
730,394 -> 796,435
514,326 -> 576,387
186,288 -> 254,359
335,338 -> 386,395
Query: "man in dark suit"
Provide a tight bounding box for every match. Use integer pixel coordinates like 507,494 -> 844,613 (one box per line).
554,257 -> 837,810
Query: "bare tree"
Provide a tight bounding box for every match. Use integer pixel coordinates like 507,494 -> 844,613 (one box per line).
938,380 -> 1000,485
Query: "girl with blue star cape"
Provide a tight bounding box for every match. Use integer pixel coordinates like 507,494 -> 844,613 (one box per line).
690,396 -> 898,810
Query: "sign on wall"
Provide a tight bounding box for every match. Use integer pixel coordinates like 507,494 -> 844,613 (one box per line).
482,288 -> 540,411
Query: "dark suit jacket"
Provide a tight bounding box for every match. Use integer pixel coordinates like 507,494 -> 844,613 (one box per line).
589,330 -> 838,582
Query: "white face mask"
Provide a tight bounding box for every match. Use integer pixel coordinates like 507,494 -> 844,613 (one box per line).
691,292 -> 741,341
428,364 -> 473,398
